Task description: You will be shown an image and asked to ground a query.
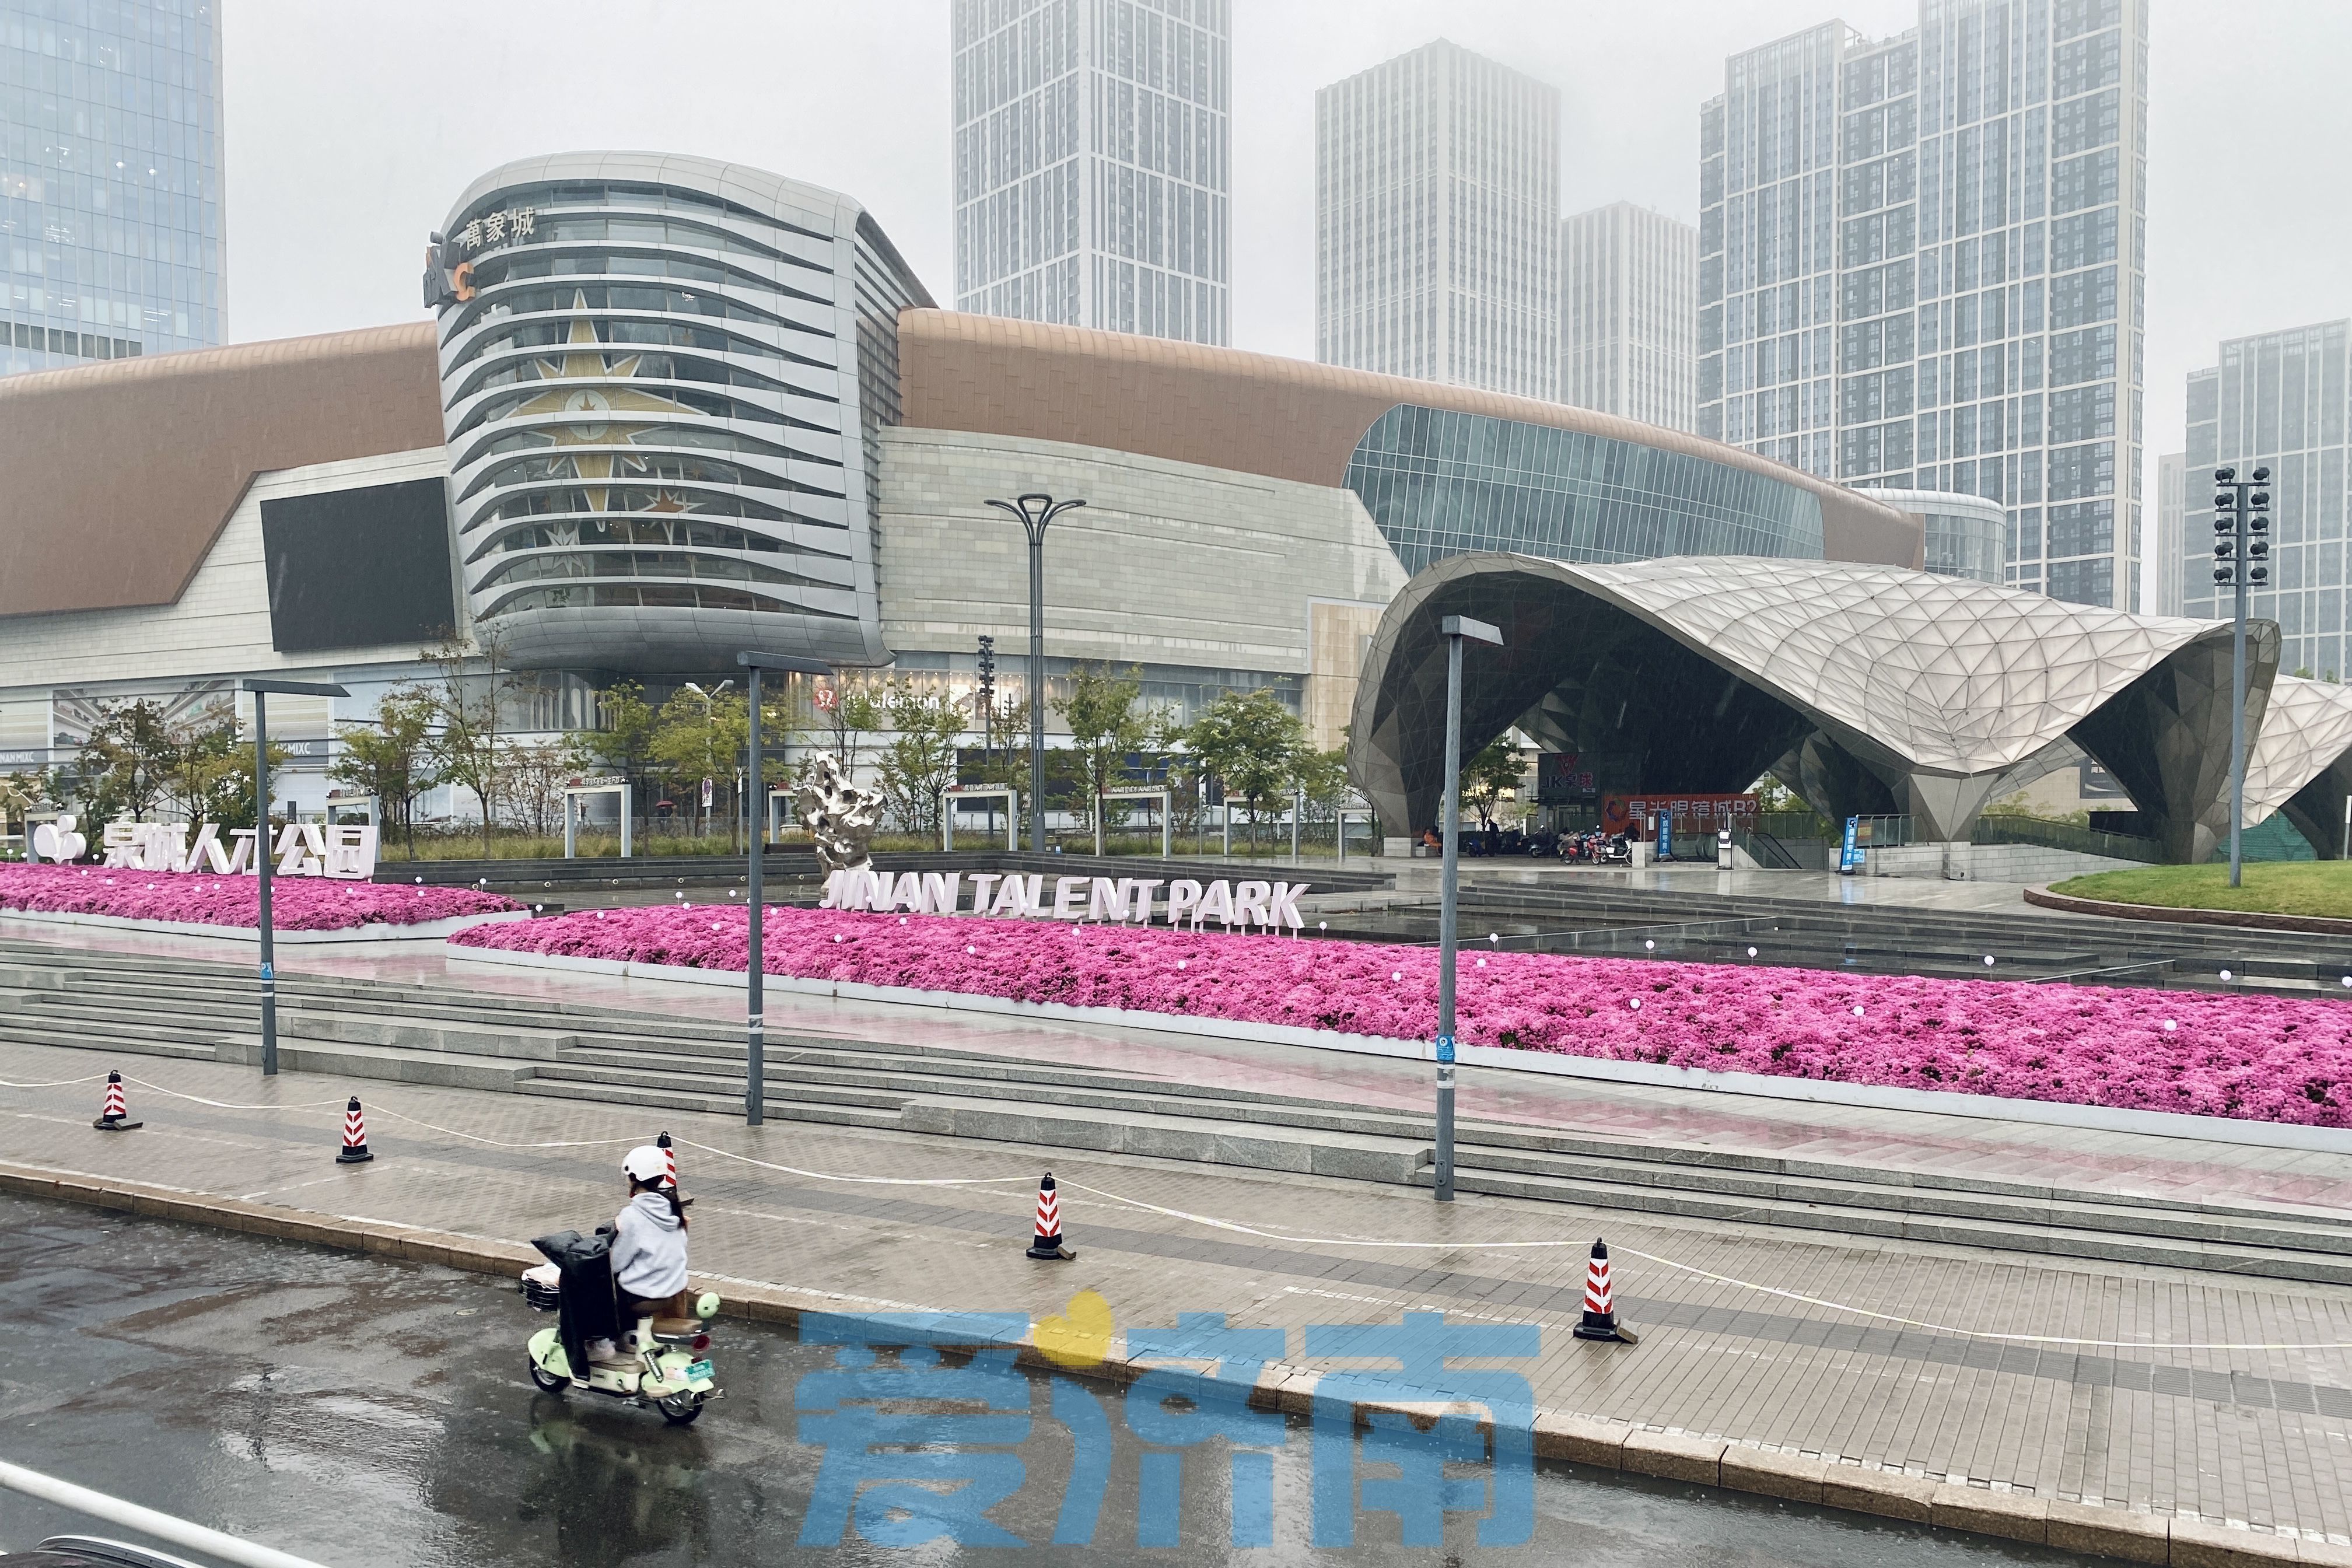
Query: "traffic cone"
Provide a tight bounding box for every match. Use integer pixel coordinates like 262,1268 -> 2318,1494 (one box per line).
1573,1238 -> 1637,1344
337,1097 -> 373,1165
1026,1171 -> 1076,1261
92,1070 -> 141,1132
657,1130 -> 676,1185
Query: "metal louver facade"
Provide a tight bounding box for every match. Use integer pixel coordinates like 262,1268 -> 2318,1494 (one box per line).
430,153 -> 932,671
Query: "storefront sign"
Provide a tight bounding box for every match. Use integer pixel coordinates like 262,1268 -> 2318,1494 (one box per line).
818,870 -> 1308,932
1600,792 -> 1760,836
453,206 -> 536,251
94,820 -> 379,880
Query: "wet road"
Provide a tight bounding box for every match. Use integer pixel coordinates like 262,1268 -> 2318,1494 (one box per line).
0,1197 -> 2088,1566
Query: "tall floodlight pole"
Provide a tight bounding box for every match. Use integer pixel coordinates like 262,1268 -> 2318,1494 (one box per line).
2211,466 -> 2273,888
984,494 -> 1088,852
240,678 -> 348,1077
738,652 -> 836,1125
1434,614 -> 1503,1203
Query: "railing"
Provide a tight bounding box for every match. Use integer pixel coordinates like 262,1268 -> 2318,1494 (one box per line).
1971,814 -> 2165,863
1732,824 -> 1805,870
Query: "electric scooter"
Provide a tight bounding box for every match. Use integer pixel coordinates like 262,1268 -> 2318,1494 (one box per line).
522,1260 -> 723,1426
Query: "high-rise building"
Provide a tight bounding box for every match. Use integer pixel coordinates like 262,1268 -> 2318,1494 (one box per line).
1317,40 -> 1559,399
1560,201 -> 1698,430
2182,321 -> 2352,680
2,0 -> 223,376
1698,0 -> 2150,610
2155,450 -> 2184,617
950,0 -> 1230,345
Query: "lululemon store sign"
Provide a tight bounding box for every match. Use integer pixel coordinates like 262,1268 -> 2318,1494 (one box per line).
821,869 -> 1309,931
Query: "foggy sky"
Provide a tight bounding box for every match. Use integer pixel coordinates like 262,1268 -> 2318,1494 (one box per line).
227,0 -> 2352,574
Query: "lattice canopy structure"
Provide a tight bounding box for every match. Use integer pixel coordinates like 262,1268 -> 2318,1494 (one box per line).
1349,554 -> 2315,864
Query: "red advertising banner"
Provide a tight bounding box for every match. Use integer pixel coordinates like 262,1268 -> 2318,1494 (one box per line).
1601,792 -> 1761,836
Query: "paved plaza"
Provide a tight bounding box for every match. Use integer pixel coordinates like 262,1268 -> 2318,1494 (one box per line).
4,978 -> 2352,1556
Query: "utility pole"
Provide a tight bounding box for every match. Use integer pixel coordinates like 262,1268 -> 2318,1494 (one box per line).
1434,614 -> 1503,1202
240,678 -> 348,1077
2211,466 -> 2272,888
737,650 -> 836,1126
984,494 -> 1088,852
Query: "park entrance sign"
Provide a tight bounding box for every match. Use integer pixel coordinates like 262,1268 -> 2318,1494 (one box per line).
82,820 -> 380,880
820,869 -> 1309,931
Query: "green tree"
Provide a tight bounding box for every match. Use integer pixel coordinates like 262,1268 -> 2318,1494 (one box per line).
579,680 -> 660,827
1184,688 -> 1307,853
331,690 -> 438,854
1056,662 -> 1152,832
649,687 -> 749,847
874,681 -> 968,838
75,699 -> 177,832
414,635 -> 520,855
1460,738 -> 1525,828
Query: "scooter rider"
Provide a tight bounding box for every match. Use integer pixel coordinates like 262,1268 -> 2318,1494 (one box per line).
589,1146 -> 691,1365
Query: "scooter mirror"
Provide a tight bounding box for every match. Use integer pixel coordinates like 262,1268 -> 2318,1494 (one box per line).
695,1290 -> 722,1320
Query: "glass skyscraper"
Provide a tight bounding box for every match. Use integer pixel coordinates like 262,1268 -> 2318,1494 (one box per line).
1317,40 -> 1560,399
951,0 -> 1230,345
1699,0 -> 2150,610
1,0 -> 224,376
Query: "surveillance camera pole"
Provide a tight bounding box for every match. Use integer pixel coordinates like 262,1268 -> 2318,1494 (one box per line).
240,678 -> 348,1077
1434,614 -> 1503,1203
2211,467 -> 2272,889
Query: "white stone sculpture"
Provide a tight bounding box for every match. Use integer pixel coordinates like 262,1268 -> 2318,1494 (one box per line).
797,752 -> 878,875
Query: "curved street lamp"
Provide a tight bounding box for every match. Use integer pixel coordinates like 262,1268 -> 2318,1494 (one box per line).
984,494 -> 1088,853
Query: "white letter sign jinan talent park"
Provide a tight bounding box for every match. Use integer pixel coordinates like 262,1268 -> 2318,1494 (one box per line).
817,870 -> 1308,932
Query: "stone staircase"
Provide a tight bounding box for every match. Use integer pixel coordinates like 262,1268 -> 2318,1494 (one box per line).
5,939 -> 2351,1283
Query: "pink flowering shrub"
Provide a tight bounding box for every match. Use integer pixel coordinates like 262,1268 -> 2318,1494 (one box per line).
457,904 -> 2352,1128
0,863 -> 522,931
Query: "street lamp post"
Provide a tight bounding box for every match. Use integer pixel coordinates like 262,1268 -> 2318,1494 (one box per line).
737,652 -> 834,1126
984,494 -> 1087,852
2211,466 -> 2273,888
1433,614 -> 1503,1203
240,678 -> 349,1077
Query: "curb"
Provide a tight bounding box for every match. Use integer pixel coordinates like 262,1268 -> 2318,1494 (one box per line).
0,1158 -> 2320,1565
2025,886 -> 2352,937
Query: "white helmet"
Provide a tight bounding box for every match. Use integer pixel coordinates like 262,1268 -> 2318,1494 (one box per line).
622,1145 -> 671,1185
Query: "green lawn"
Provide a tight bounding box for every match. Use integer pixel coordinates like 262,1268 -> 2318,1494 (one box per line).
2049,861 -> 2352,919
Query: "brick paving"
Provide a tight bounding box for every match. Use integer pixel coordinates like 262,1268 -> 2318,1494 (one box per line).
2,1036 -> 2350,1544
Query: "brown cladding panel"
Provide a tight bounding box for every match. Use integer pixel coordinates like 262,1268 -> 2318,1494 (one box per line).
895,309 -> 1922,568
0,322 -> 443,620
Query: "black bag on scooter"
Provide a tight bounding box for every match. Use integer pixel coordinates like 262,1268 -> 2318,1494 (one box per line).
532,1227 -> 621,1377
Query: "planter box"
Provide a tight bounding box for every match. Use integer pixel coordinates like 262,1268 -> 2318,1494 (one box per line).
443,941 -> 2352,1156
4,908 -> 531,951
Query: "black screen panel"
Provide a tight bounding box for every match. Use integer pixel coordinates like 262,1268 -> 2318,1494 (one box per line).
259,478 -> 457,654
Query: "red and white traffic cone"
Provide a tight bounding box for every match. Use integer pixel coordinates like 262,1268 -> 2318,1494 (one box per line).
337,1096 -> 373,1165
1026,1171 -> 1076,1261
92,1070 -> 141,1132
657,1130 -> 677,1185
1573,1238 -> 1637,1344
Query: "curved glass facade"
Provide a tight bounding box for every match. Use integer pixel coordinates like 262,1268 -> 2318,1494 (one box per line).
430,155 -> 928,670
1864,488 -> 2005,586
1342,404 -> 1826,575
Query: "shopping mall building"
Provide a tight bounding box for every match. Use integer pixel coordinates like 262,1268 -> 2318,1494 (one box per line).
6,151 -> 2333,860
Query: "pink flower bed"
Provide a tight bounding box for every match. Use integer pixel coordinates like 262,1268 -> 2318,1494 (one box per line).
456,904 -> 2352,1128
0,863 -> 522,931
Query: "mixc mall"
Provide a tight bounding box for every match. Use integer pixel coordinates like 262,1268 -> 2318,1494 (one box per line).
6,149 -> 2349,870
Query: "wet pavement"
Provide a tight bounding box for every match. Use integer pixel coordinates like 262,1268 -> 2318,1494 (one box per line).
0,1196 -> 2096,1567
